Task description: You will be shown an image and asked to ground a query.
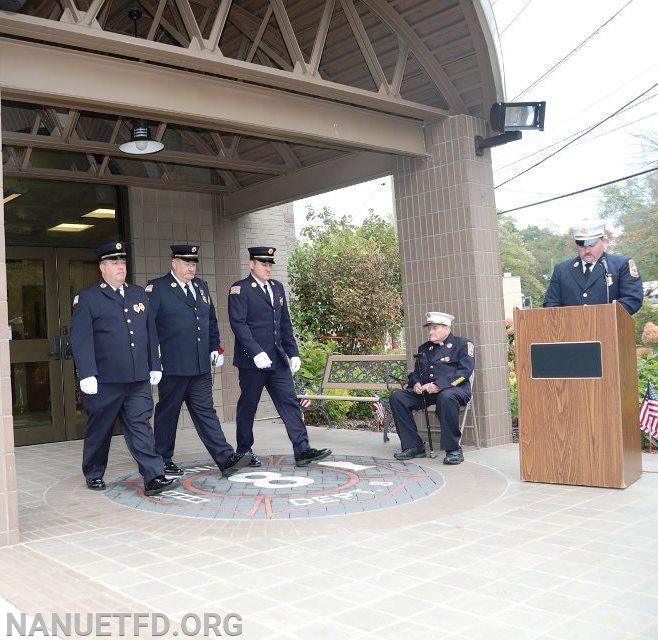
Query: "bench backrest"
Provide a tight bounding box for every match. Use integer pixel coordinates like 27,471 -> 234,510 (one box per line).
322,354 -> 407,391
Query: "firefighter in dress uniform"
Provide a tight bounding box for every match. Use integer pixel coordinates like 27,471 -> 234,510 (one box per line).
543,219 -> 643,314
147,244 -> 248,478
227,246 -> 331,467
389,311 -> 475,465
69,242 -> 177,495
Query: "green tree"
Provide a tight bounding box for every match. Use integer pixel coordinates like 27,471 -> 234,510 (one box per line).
498,217 -> 546,306
288,207 -> 403,354
598,172 -> 658,280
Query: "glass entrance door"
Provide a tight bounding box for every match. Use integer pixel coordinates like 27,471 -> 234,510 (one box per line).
8,247 -> 99,445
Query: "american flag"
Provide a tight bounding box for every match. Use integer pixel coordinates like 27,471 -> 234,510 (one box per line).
373,397 -> 385,428
298,386 -> 312,409
640,381 -> 658,438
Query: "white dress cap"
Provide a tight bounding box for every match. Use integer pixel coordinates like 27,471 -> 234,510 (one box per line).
423,311 -> 454,327
572,219 -> 605,246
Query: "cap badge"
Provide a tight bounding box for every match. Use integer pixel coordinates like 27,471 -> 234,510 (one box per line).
268,248 -> 274,255
192,246 -> 197,253
115,242 -> 122,250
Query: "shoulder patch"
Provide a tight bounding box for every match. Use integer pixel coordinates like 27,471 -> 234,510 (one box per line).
628,259 -> 639,278
230,285 -> 241,295
467,342 -> 474,357
73,295 -> 79,306
145,284 -> 153,293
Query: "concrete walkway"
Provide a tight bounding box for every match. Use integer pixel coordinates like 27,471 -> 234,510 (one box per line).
2,423 -> 658,639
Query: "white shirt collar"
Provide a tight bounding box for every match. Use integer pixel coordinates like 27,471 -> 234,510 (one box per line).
171,271 -> 194,291
251,274 -> 270,288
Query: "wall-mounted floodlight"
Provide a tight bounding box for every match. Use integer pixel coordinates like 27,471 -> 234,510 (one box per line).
475,101 -> 546,156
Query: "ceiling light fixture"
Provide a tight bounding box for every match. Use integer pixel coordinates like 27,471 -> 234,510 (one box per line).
119,119 -> 164,155
48,223 -> 94,232
82,208 -> 116,219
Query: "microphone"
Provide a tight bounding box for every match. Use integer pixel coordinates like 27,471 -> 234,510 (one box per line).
600,255 -> 611,304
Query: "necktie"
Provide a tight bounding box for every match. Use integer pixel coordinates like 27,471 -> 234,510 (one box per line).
115,287 -> 123,297
584,263 -> 592,280
263,283 -> 271,304
184,283 -> 193,297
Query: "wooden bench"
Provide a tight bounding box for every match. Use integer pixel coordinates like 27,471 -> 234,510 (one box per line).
296,354 -> 407,442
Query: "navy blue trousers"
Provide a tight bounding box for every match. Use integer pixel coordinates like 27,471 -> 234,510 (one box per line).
389,387 -> 469,453
81,381 -> 164,483
154,373 -> 235,468
236,367 -> 309,456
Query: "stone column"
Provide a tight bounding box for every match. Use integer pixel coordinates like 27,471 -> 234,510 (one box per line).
0,90 -> 20,546
393,114 -> 511,446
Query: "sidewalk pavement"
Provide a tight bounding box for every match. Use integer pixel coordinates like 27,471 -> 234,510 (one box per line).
2,422 -> 658,639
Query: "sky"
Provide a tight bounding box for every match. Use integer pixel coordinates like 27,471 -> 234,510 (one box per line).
294,0 -> 657,236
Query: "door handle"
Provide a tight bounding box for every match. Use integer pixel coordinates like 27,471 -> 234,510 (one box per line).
49,336 -> 62,360
62,335 -> 73,360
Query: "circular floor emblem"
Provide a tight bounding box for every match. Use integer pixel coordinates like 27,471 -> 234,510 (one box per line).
106,456 -> 444,520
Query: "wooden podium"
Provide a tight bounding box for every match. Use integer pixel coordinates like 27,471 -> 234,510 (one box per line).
514,302 -> 641,488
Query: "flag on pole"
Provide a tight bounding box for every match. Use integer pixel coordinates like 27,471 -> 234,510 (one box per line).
373,397 -> 385,428
640,381 -> 658,438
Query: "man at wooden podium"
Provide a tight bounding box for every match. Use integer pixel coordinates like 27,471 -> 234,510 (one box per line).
543,219 -> 643,314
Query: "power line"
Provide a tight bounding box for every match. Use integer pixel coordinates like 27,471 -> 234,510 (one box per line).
497,166 -> 658,215
494,83 -> 657,189
499,0 -> 533,36
496,91 -> 658,172
512,0 -> 636,100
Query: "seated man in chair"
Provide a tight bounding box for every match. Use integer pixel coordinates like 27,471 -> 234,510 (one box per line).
390,311 -> 475,465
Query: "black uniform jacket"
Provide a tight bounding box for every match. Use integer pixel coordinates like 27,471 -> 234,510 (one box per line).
147,273 -> 220,376
228,274 -> 298,369
407,333 -> 475,394
70,280 -> 160,383
543,253 -> 643,315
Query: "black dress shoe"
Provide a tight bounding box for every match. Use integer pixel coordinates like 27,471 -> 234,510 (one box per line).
443,449 -> 464,465
221,452 -> 251,478
86,477 -> 106,491
144,476 -> 179,496
164,460 -> 184,478
295,448 -> 332,466
247,454 -> 262,467
394,446 -> 427,461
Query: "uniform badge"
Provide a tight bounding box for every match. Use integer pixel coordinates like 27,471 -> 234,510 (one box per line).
251,282 -> 257,288
467,342 -> 474,357
230,286 -> 241,295
628,259 -> 639,278
171,282 -> 177,288
446,343 -> 452,349
100,283 -> 107,288
73,295 -> 79,306
139,303 -> 145,312
279,296 -> 284,305
133,304 -> 140,313
200,289 -> 204,296
429,345 -> 434,350
194,282 -> 199,288
606,275 -> 613,286
145,284 -> 153,293
573,262 -> 579,268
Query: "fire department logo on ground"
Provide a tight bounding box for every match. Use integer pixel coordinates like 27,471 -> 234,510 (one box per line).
106,456 -> 444,520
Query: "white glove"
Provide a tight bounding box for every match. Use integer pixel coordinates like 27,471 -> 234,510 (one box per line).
149,371 -> 162,385
210,351 -> 224,368
289,356 -> 301,373
254,352 -> 273,369
80,376 -> 98,395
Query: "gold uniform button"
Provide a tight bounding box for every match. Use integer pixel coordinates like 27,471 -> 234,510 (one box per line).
126,319 -> 131,323
197,338 -> 201,342
130,330 -> 134,335
124,308 -> 128,313
130,343 -> 135,347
